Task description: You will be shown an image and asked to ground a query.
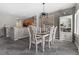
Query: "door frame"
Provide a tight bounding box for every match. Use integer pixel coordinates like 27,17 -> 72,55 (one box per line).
59,15 -> 73,41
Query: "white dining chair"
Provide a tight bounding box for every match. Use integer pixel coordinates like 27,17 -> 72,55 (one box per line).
28,26 -> 44,53
52,26 -> 57,45
43,26 -> 55,48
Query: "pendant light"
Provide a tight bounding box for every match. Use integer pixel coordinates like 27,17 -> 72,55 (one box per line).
41,3 -> 48,17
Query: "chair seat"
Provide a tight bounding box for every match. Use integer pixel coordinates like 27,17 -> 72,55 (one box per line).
32,38 -> 43,44
36,35 -> 43,38
45,36 -> 51,42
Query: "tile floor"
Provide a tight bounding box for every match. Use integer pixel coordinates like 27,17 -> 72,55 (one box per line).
0,37 -> 78,55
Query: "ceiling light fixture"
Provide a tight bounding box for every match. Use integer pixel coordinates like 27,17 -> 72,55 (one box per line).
40,3 -> 48,17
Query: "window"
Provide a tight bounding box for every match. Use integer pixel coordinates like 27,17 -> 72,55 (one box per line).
75,9 -> 79,34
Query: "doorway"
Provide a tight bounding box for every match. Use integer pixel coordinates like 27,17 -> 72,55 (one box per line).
59,15 -> 73,42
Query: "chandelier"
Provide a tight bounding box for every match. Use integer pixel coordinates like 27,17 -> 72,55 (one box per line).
40,3 -> 48,17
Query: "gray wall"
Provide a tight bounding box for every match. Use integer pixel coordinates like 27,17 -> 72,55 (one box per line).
0,11 -> 19,28
75,4 -> 79,11
0,11 -> 36,28
49,7 -> 75,39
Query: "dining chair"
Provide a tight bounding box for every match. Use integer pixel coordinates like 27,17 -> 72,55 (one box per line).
43,26 -> 55,48
28,26 -> 44,53
52,26 -> 57,45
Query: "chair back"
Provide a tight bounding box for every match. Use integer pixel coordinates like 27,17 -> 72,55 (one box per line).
45,25 -> 51,33
31,25 -> 41,33
53,26 -> 57,39
28,26 -> 34,41
49,26 -> 55,41
31,25 -> 37,33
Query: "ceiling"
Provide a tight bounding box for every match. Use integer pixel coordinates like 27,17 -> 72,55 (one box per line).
0,3 -> 75,18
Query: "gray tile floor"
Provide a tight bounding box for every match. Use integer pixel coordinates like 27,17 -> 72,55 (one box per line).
0,37 -> 78,55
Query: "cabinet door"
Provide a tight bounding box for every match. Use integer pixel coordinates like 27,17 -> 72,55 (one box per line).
18,28 -> 23,38
14,28 -> 19,39
23,28 -> 29,36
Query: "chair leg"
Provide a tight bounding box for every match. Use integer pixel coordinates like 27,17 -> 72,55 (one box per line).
42,37 -> 45,52
51,40 -> 53,45
41,42 -> 43,47
52,39 -> 55,45
48,41 -> 51,48
29,42 -> 31,50
36,44 -> 38,53
42,41 -> 45,52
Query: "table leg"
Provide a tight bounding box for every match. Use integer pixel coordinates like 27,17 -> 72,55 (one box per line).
42,36 -> 45,52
